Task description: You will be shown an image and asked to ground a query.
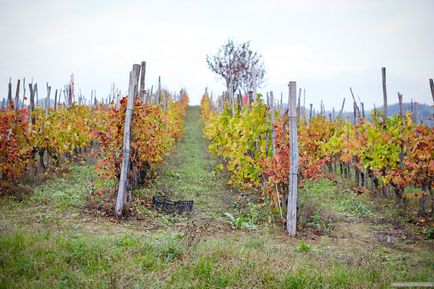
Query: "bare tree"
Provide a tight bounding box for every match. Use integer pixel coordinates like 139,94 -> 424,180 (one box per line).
206,40 -> 265,94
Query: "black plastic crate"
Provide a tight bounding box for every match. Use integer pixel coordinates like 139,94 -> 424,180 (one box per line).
175,200 -> 193,213
152,195 -> 193,213
152,195 -> 170,210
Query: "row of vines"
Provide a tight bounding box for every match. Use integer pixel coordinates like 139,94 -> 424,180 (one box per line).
201,93 -> 433,221
0,88 -> 189,202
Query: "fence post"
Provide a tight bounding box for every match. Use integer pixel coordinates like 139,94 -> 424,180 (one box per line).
382,67 -> 388,122
45,83 -> 51,115
429,79 -> 434,102
7,78 -> 12,109
287,81 -> 298,236
115,66 -> 139,218
14,79 -> 21,111
140,61 -> 146,102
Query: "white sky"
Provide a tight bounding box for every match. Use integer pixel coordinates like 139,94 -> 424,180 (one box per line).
1,0 -> 433,109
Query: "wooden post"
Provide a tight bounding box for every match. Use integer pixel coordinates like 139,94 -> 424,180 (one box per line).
157,76 -> 161,105
270,91 -> 276,156
309,103 -> 313,121
339,98 -> 346,121
414,102 -> 419,125
429,79 -> 434,102
381,67 -> 388,122
7,78 -> 12,109
35,83 -> 39,107
69,74 -> 74,109
45,83 -> 51,115
139,61 -> 146,102
320,100 -> 323,116
252,67 -> 257,101
398,92 -> 403,119
115,65 -> 139,218
353,102 -> 357,126
54,89 -> 59,112
398,92 -> 404,169
303,89 -> 306,122
229,76 -> 235,117
29,83 -> 35,125
14,79 -> 21,111
22,78 -> 26,108
350,87 -> 360,121
94,91 -> 98,107
116,91 -> 120,109
287,81 -> 298,237
265,93 -> 270,157
297,88 -> 301,122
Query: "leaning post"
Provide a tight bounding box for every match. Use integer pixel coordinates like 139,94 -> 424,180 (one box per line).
115,65 -> 139,218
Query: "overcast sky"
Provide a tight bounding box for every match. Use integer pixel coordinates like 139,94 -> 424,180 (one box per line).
1,0 -> 433,110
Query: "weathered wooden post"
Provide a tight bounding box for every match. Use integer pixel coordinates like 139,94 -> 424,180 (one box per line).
54,89 -> 58,112
157,76 -> 161,105
381,67 -> 388,122
93,91 -> 98,108
14,79 -> 20,111
140,61 -> 146,102
270,91 -> 276,156
398,92 -> 404,169
229,76 -> 235,117
7,78 -> 12,109
69,74 -> 74,110
287,81 -> 298,237
303,89 -> 306,122
297,88 -> 301,123
398,93 -> 403,119
339,98 -> 346,122
35,83 -> 39,107
45,83 -> 51,115
320,100 -> 323,116
309,103 -> 313,122
22,78 -> 26,108
115,64 -> 140,218
352,102 -> 357,127
265,92 -> 270,157
429,79 -> 434,102
29,83 -> 36,125
252,66 -> 257,102
350,87 -> 360,122
414,102 -> 419,125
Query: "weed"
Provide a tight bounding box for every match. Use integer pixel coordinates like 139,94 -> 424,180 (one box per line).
423,227 -> 434,239
296,240 -> 311,253
308,211 -> 334,231
224,212 -> 257,230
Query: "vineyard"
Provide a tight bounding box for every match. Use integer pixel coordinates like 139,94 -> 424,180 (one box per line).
201,86 -> 433,224
0,47 -> 433,289
1,63 -> 189,215
1,62 -> 433,287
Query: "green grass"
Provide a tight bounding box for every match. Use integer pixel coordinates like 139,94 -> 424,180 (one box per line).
141,106 -> 234,217
0,230 -> 186,288
1,229 -> 432,288
31,165 -> 95,211
300,178 -> 374,218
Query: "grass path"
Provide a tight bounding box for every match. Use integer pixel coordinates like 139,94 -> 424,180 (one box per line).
146,106 -> 233,212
